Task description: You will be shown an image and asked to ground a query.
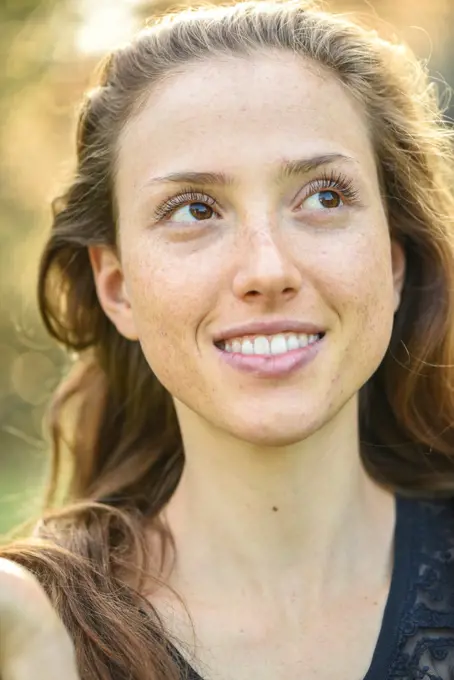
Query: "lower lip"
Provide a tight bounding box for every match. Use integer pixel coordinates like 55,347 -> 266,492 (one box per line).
214,336 -> 324,378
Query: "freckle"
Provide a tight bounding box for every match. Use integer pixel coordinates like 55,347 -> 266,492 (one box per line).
272,506 -> 279,512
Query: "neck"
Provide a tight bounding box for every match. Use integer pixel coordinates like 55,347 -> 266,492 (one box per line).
161,396 -> 395,607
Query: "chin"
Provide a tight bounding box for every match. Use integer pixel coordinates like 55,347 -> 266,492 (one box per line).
224,410 -> 326,449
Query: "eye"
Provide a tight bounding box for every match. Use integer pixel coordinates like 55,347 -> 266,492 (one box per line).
152,190 -> 220,224
169,201 -> 215,223
302,189 -> 344,211
296,172 -> 360,214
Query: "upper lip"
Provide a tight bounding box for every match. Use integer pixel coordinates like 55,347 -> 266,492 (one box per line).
212,319 -> 326,343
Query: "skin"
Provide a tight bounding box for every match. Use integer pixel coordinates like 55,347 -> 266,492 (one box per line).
89,51 -> 406,679
0,559 -> 80,680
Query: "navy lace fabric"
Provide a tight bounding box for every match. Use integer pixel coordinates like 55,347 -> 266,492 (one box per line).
167,494 -> 454,680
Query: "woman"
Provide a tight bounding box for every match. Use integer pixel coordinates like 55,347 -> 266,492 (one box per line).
1,1 -> 454,679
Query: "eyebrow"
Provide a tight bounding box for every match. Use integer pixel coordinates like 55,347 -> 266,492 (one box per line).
142,153 -> 355,188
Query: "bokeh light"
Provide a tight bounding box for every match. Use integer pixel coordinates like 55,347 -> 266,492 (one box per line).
75,0 -> 141,54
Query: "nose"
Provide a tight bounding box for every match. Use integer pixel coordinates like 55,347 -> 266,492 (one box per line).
232,227 -> 303,305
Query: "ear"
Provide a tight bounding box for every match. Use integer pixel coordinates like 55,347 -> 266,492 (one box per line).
88,245 -> 139,341
390,238 -> 406,314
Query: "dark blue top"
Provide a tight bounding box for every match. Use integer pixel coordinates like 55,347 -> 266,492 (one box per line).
166,494 -> 454,680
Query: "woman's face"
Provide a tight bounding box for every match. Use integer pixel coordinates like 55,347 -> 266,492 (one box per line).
92,50 -> 405,446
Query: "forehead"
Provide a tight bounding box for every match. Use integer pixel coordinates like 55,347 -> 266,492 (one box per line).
116,51 -> 376,197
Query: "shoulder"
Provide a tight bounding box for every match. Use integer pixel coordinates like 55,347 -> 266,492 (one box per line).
416,494 -> 454,555
392,495 -> 454,680
409,495 -> 454,616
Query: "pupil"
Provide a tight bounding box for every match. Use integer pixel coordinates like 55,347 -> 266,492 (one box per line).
319,191 -> 341,209
189,202 -> 212,220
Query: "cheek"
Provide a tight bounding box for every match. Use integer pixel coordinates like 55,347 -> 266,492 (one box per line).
328,232 -> 395,367
121,245 -> 217,392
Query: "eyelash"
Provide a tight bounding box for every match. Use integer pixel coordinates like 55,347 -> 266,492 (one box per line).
152,188 -> 218,222
151,171 -> 359,222
304,170 -> 360,206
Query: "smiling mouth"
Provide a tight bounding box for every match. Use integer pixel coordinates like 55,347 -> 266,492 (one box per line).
214,331 -> 325,356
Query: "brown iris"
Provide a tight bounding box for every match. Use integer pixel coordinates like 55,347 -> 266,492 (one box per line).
189,203 -> 214,220
318,190 -> 342,209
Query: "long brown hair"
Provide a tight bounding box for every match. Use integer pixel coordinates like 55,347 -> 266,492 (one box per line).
2,1 -> 454,678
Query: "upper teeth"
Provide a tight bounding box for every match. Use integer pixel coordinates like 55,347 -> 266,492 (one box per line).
222,333 -> 320,355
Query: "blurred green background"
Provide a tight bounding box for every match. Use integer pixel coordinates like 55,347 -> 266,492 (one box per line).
1,0 -> 453,536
